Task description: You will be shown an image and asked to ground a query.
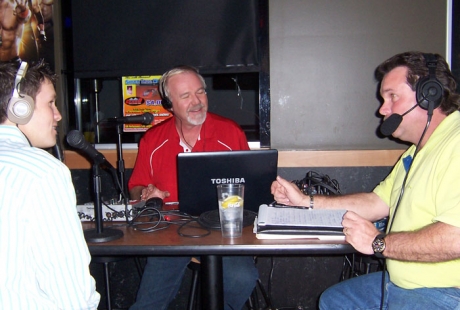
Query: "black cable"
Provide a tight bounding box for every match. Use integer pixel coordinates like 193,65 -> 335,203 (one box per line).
128,207 -> 213,237
231,77 -> 244,110
130,207 -> 170,232
378,112 -> 432,310
292,171 -> 341,196
177,219 -> 211,238
107,167 -> 129,203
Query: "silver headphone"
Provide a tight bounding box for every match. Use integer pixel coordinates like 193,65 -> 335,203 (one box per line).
7,62 -> 35,124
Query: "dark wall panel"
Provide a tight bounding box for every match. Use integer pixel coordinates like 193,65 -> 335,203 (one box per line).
270,0 -> 447,150
70,0 -> 260,78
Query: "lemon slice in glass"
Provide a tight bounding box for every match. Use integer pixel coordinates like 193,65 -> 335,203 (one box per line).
221,195 -> 243,209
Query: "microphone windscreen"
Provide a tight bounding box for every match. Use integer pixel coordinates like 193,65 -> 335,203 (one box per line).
66,130 -> 86,149
66,130 -> 111,167
380,114 -> 403,136
144,112 -> 154,125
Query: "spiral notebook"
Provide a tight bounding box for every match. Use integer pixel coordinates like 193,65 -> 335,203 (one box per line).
254,204 -> 346,240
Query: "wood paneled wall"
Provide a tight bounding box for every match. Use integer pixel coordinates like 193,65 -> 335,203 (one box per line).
64,149 -> 405,170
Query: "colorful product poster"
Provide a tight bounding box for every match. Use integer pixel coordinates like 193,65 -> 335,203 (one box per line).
121,76 -> 173,132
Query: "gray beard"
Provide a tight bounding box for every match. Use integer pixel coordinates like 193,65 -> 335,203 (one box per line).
187,110 -> 207,125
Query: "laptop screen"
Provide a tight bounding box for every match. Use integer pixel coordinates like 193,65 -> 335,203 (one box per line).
177,149 -> 278,216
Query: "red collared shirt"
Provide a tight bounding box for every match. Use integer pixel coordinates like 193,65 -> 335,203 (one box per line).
128,112 -> 249,202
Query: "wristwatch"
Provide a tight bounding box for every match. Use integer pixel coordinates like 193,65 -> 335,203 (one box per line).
372,233 -> 387,258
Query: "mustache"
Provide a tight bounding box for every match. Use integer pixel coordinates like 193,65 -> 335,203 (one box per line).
187,104 -> 205,113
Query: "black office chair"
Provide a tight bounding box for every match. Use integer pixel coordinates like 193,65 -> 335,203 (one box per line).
245,277 -> 273,310
340,253 -> 383,280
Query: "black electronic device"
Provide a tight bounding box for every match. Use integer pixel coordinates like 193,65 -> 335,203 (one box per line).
177,149 -> 278,216
416,53 -> 444,112
145,197 -> 164,210
158,69 -> 172,110
160,93 -> 172,111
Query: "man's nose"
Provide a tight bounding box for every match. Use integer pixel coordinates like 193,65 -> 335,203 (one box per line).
378,101 -> 391,116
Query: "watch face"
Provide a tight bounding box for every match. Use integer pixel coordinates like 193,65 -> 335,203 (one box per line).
372,237 -> 386,253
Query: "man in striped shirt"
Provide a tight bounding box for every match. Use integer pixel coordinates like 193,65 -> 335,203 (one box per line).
0,60 -> 100,309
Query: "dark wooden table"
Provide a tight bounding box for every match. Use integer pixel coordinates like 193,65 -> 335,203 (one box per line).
82,221 -> 353,309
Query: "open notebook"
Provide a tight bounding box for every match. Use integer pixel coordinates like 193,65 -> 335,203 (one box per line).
254,204 -> 346,240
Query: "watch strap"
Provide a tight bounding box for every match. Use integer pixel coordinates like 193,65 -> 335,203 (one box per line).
372,233 -> 387,258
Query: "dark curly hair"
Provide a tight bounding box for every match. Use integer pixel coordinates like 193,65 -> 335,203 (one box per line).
0,59 -> 57,123
375,51 -> 460,115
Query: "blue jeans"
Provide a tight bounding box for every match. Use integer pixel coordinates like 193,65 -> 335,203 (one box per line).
130,256 -> 258,310
319,271 -> 460,310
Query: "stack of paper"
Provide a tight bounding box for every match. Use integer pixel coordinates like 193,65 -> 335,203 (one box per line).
254,204 -> 346,240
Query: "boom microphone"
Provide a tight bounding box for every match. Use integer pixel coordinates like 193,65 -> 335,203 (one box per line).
106,112 -> 153,125
379,104 -> 418,136
380,114 -> 403,136
66,130 -> 114,168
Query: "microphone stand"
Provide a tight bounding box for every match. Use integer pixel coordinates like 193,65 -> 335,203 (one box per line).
84,162 -> 124,243
116,123 -> 129,204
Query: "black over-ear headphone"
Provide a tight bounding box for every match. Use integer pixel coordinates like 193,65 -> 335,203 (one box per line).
159,73 -> 173,111
7,62 -> 35,124
416,53 -> 444,113
158,66 -> 203,111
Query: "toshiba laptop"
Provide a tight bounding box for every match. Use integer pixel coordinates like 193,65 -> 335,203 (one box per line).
177,149 -> 278,217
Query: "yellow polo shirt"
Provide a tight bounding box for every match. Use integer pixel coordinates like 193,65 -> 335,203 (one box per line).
373,111 -> 460,289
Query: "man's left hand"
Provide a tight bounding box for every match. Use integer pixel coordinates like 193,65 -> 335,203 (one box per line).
342,210 -> 380,255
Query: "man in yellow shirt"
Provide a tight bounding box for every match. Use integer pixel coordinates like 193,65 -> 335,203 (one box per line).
272,51 -> 460,309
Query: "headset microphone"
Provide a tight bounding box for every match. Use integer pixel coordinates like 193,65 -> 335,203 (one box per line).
379,104 -> 418,136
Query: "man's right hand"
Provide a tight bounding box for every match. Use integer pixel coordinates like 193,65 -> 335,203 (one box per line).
271,176 -> 307,207
141,184 -> 170,201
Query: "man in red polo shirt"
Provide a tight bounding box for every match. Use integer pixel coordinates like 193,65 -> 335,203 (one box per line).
128,65 -> 258,310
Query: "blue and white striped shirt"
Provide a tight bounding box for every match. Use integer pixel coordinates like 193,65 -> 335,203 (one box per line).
0,125 -> 100,309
